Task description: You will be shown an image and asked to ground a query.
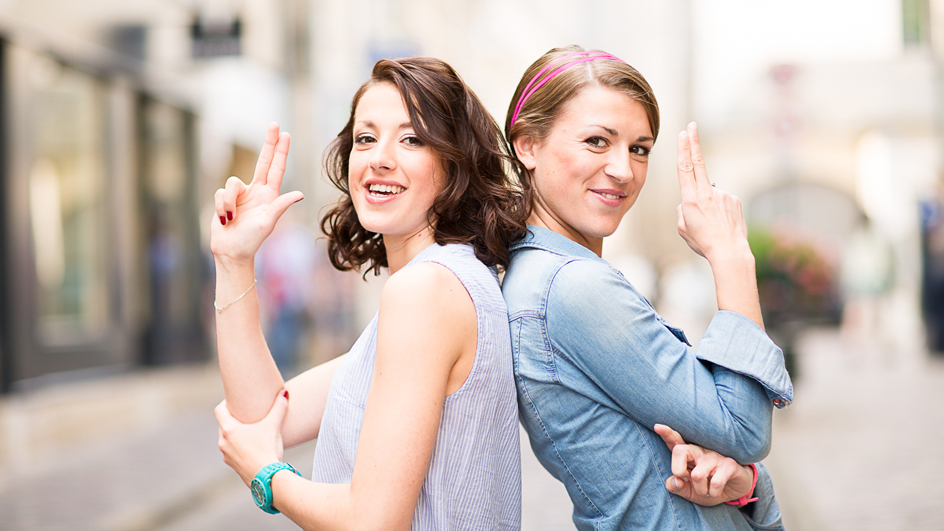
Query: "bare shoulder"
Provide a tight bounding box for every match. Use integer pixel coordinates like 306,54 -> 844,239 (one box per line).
381,262 -> 472,314
379,262 -> 476,356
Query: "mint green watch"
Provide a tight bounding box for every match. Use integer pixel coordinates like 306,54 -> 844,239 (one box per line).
250,462 -> 301,514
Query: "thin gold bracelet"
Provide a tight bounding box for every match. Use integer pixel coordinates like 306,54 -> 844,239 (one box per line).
214,278 -> 257,314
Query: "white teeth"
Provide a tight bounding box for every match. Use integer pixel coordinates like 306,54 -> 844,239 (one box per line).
599,192 -> 621,200
368,184 -> 405,194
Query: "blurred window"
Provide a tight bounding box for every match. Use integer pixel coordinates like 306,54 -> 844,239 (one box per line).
27,56 -> 110,343
190,17 -> 242,58
140,98 -> 202,363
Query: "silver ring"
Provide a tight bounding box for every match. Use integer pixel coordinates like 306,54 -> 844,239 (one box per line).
710,182 -> 716,187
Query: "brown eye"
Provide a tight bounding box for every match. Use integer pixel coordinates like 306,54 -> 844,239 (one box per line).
403,135 -> 424,147
585,137 -> 608,148
630,145 -> 651,157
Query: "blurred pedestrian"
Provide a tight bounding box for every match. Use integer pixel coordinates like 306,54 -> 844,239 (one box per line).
501,46 -> 794,530
209,57 -> 527,529
840,214 -> 895,351
255,217 -> 316,375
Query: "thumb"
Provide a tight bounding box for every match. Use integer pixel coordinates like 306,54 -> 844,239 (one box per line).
666,475 -> 681,493
266,389 -> 290,428
665,475 -> 692,501
270,191 -> 304,221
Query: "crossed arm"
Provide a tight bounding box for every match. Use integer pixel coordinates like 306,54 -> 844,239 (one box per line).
214,261 -> 478,530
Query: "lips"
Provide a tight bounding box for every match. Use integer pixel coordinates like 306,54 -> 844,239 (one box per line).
361,180 -> 408,205
367,182 -> 406,197
590,189 -> 626,203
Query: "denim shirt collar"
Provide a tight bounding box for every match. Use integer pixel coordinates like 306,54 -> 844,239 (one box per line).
510,225 -> 608,265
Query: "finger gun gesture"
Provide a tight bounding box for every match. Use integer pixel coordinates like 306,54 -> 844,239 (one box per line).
211,123 -> 305,263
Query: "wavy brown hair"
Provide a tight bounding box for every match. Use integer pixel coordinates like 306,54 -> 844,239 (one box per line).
320,57 -> 529,277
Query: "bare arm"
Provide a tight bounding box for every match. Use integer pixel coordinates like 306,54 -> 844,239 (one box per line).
676,122 -> 764,330
210,122 -> 304,423
281,355 -> 345,447
215,263 -> 476,530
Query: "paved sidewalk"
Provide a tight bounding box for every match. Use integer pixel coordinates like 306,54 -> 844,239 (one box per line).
6,326 -> 937,530
0,364 -> 232,531
0,363 -> 573,530
763,328 -> 944,531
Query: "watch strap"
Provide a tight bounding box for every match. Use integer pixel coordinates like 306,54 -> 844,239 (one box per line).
251,461 -> 302,514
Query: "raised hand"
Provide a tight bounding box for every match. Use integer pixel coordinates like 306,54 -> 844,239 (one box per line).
675,122 -> 750,263
675,122 -> 764,328
210,122 -> 304,263
654,424 -> 755,507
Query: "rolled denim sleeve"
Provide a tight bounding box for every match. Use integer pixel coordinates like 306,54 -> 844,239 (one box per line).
740,462 -> 784,531
698,311 -> 793,407
545,259 -> 791,464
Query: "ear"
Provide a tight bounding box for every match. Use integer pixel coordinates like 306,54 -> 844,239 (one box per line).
513,135 -> 539,171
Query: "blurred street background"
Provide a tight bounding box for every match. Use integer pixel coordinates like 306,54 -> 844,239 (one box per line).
0,0 -> 942,529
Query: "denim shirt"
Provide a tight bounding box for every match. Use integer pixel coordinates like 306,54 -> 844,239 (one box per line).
503,226 -> 794,531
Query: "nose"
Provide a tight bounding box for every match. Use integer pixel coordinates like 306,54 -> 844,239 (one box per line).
369,138 -> 396,172
604,149 -> 633,183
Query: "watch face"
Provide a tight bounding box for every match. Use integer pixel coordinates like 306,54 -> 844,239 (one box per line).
250,478 -> 266,506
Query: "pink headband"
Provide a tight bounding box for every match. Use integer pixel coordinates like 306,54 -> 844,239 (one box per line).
510,51 -> 626,129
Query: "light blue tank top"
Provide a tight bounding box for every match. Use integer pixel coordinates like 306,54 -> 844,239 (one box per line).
311,243 -> 521,530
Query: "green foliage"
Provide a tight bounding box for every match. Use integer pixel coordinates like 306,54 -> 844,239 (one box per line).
748,228 -> 841,324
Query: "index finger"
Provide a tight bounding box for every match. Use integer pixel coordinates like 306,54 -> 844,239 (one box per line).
654,423 -> 686,451
686,122 -> 711,190
252,122 -> 281,185
265,132 -> 291,192
677,129 -> 696,200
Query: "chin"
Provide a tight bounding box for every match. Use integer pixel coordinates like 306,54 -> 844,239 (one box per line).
582,217 -> 623,239
353,210 -> 387,234
358,218 -> 393,236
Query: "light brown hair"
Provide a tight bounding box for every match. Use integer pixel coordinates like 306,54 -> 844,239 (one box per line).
505,45 -> 660,185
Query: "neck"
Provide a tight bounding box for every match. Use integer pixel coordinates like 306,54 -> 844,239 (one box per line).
528,207 -> 603,257
383,225 -> 437,274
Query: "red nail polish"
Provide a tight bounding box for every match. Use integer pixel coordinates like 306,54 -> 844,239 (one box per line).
220,216 -> 226,225
227,211 -> 233,221
282,390 -> 289,399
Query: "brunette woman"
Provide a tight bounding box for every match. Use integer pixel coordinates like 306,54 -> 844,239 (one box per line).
210,57 -> 527,530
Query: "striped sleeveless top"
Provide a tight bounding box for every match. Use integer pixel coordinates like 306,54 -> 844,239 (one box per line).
311,243 -> 521,530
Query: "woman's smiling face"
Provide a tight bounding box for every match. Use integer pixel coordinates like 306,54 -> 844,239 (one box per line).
515,84 -> 654,255
348,82 -> 444,243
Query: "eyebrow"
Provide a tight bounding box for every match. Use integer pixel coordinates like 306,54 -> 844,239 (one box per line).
593,125 -> 620,136
354,120 -> 414,130
590,125 -> 654,142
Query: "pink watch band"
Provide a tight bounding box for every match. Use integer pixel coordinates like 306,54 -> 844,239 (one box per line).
725,463 -> 759,507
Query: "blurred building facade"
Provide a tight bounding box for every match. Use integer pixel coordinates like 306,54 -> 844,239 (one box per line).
0,4 -> 202,391
690,0 -> 944,355
0,0 -> 319,392
2,0 -> 944,394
